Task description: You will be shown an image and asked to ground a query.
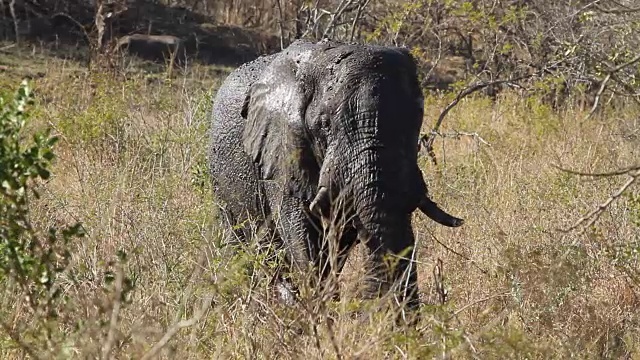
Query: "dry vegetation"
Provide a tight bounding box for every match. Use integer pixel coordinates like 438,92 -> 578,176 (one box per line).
0,39 -> 638,359
1,0 -> 639,358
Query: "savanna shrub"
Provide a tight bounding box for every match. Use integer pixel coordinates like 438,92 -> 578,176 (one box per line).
0,80 -> 85,352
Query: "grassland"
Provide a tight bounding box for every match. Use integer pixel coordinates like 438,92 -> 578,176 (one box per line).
0,41 -> 638,359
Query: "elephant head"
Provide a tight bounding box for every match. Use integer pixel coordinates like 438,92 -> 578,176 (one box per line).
241,40 -> 463,308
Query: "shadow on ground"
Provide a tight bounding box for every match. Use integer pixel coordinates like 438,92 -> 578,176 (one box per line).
0,2 -> 281,68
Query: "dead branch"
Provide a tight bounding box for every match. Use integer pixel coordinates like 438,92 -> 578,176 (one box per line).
610,73 -> 640,106
584,73 -> 611,121
425,229 -> 489,275
349,0 -> 370,42
552,163 -> 640,177
585,53 -> 640,120
0,44 -> 16,52
275,0 -> 286,50
594,2 -> 640,14
606,53 -> 640,74
419,73 -> 538,165
139,293 -> 214,360
559,167 -> 640,234
101,265 -> 124,360
448,292 -> 512,320
9,0 -> 18,45
433,258 -> 447,304
423,130 -> 492,147
321,0 -> 357,39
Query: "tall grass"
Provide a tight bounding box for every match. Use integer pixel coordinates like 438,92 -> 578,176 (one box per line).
0,43 -> 638,359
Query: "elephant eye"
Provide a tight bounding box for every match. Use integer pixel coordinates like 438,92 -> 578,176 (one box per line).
319,114 -> 331,132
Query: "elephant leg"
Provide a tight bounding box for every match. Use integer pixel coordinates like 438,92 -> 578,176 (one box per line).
214,201 -> 300,305
315,225 -> 359,301
268,195 -> 327,300
360,226 -> 420,312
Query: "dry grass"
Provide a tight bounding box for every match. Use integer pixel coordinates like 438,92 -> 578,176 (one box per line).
0,42 -> 638,359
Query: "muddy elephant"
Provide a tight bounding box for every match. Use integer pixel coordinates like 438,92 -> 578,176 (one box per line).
208,39 -> 463,312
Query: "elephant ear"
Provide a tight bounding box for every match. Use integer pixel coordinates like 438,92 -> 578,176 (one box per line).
241,57 -> 319,201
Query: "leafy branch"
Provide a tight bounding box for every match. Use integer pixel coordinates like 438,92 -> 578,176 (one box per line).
0,79 -> 86,355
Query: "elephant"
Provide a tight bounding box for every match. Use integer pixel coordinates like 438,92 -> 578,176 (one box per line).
208,38 -> 463,313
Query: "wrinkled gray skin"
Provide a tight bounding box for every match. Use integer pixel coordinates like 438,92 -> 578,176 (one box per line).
209,39 -> 463,311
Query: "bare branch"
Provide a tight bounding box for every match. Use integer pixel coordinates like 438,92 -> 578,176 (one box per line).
586,53 -> 640,119
607,53 -> 640,74
559,169 -> 639,234
584,73 -> 611,121
275,0 -> 286,50
321,0 -> 357,39
594,3 -> 640,14
419,73 -> 537,164
448,293 -> 512,320
552,163 -> 640,177
349,0 -> 370,42
0,44 -> 16,52
101,265 -> 124,360
9,0 -> 18,45
140,293 -> 214,360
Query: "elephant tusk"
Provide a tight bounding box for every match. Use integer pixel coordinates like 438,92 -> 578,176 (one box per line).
309,186 -> 329,216
418,196 -> 464,227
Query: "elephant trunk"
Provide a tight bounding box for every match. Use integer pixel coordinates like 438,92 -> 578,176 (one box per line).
349,147 -> 420,308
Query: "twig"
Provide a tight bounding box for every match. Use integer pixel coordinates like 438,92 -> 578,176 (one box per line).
0,44 -> 17,52
594,3 -> 640,14
424,130 -> 492,147
462,334 -> 478,354
559,169 -> 639,234
583,73 -> 610,121
584,52 -> 640,121
425,229 -> 489,275
139,293 -> 214,360
552,163 -> 640,177
448,293 -> 511,320
275,0 -> 286,50
349,0 -> 370,42
321,0 -> 356,39
433,258 -> 447,304
420,73 -> 536,165
9,0 -> 18,45
101,266 -> 124,360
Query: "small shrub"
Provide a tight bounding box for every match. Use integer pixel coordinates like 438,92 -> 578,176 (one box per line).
56,73 -> 129,151
0,80 -> 85,354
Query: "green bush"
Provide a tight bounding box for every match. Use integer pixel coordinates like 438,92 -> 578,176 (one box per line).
0,80 -> 85,353
56,73 -> 129,149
